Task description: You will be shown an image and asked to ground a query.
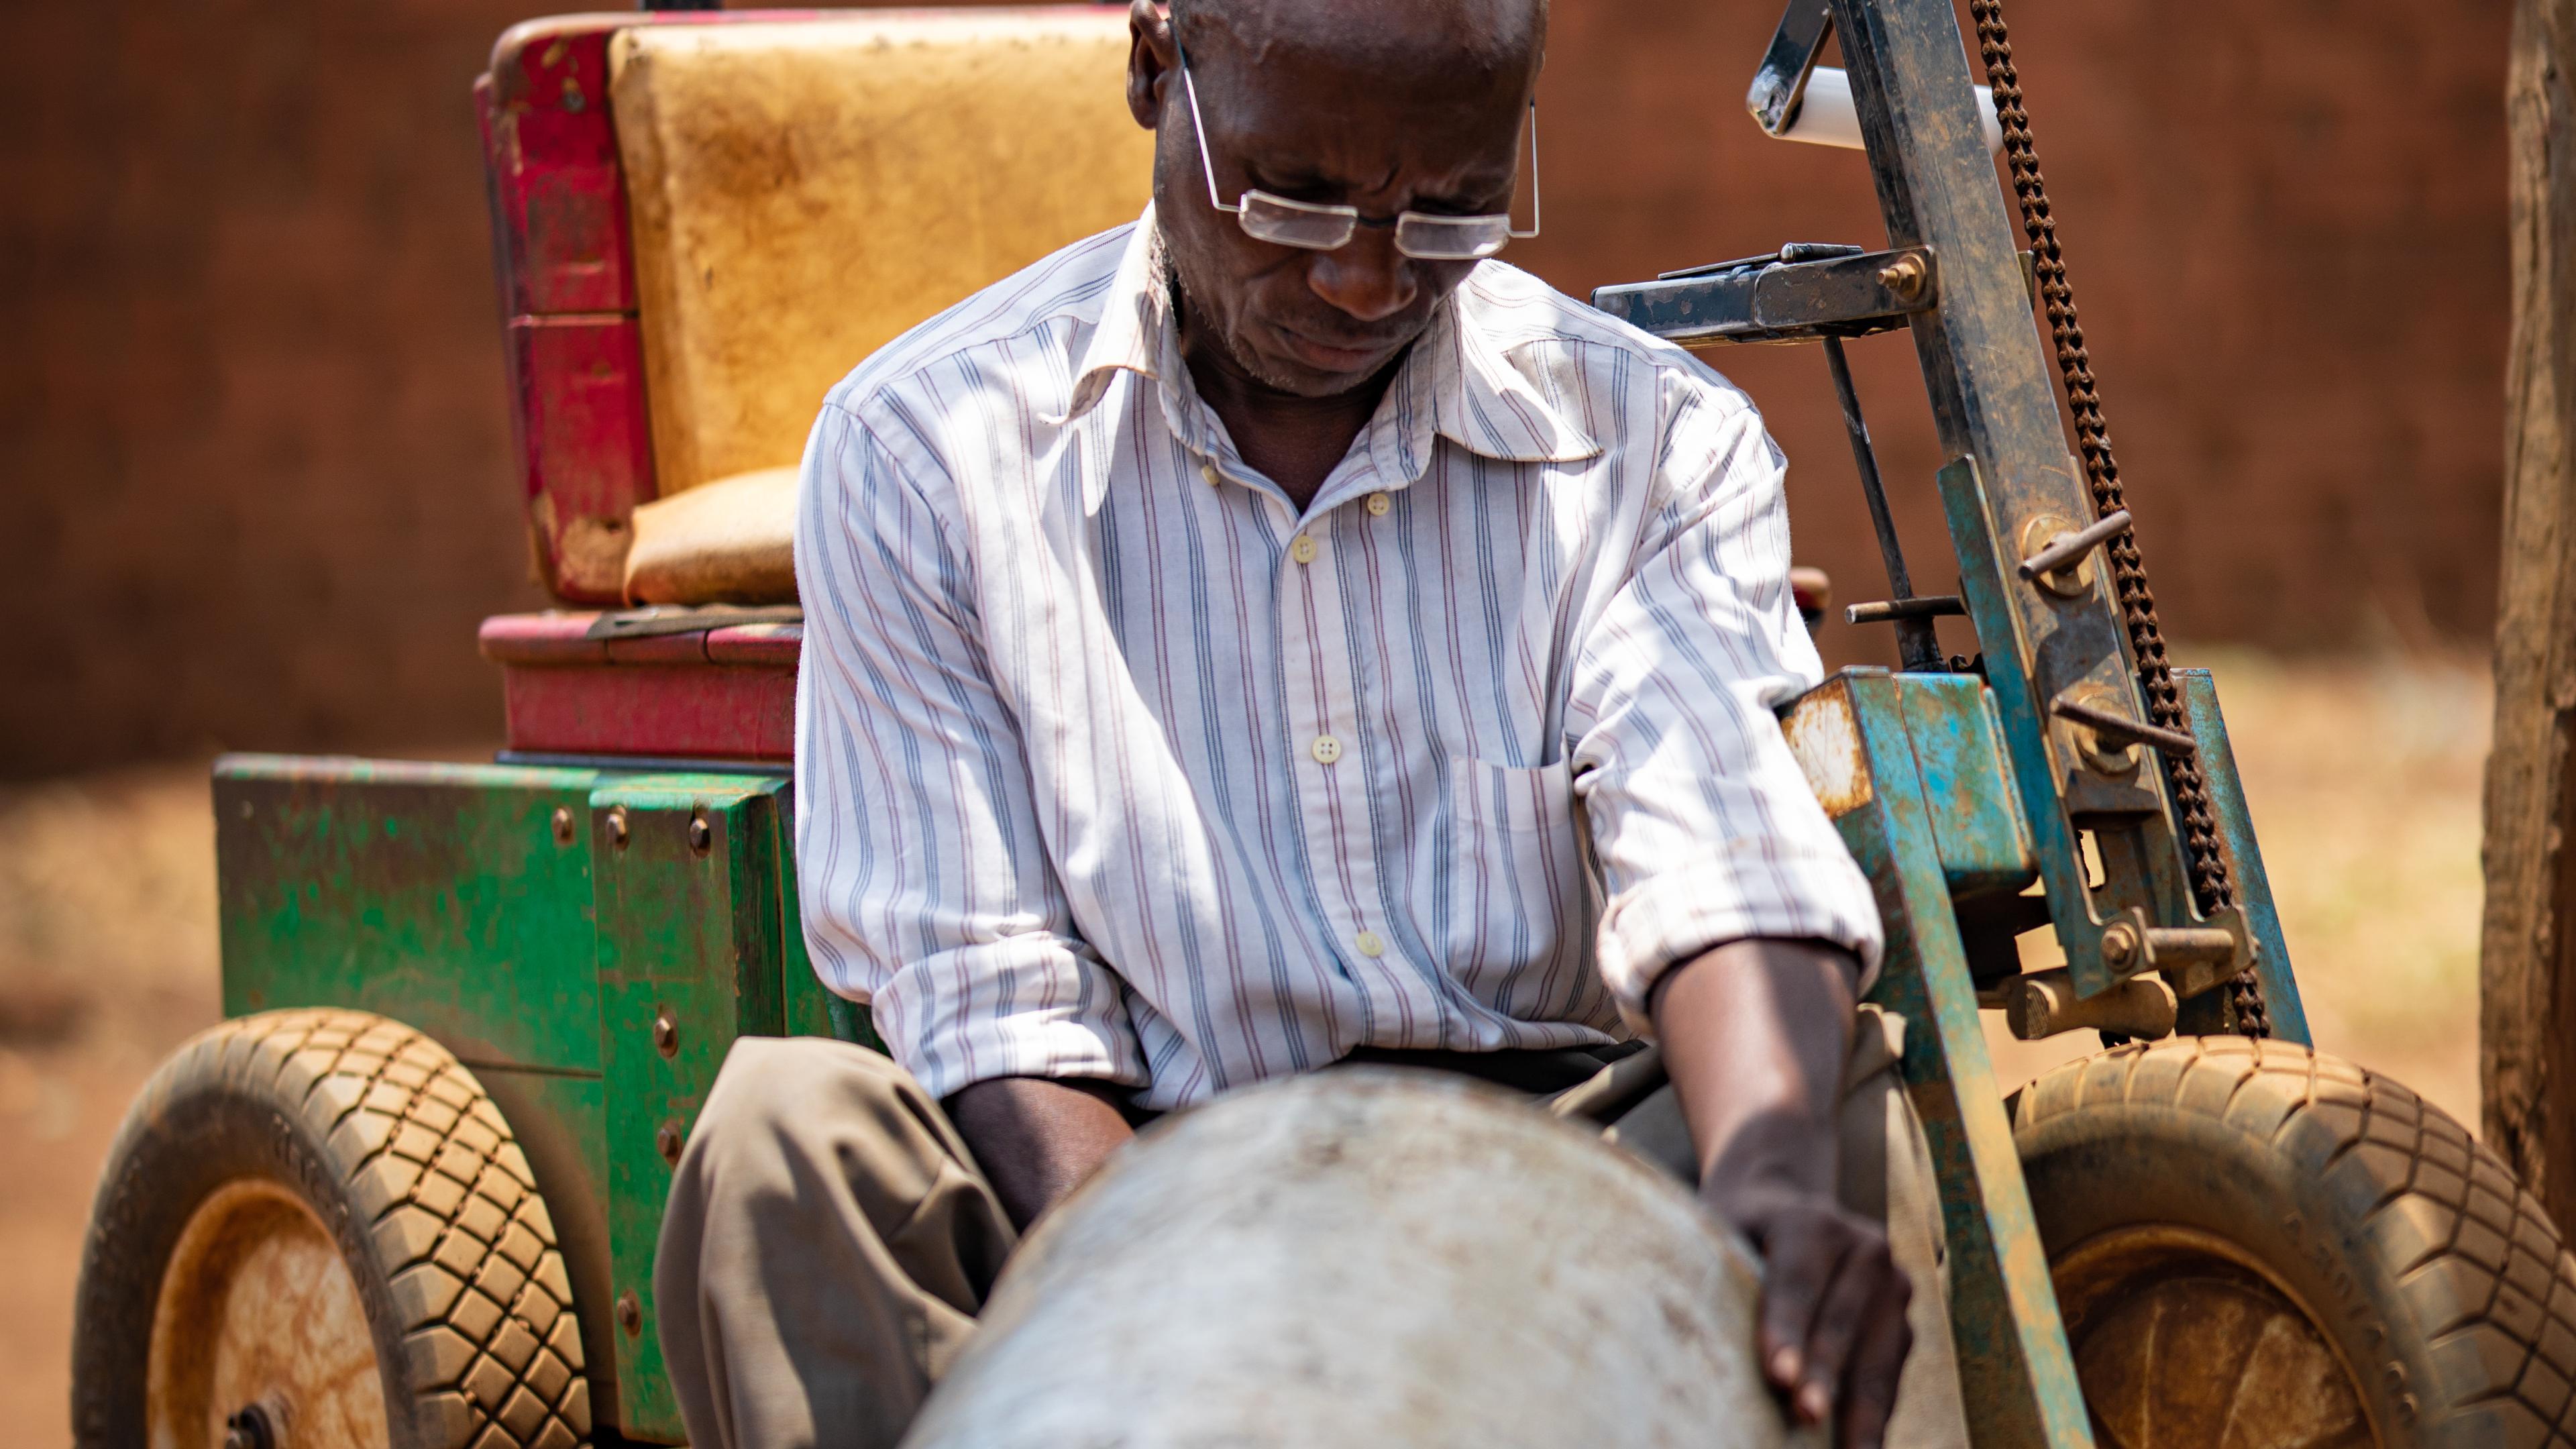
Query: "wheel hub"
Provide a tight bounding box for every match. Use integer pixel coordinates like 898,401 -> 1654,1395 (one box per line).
147,1179 -> 390,1449
2053,1225 -> 2374,1449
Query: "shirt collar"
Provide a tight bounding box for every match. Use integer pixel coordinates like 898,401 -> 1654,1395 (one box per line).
1057,206 -> 1177,430
1057,206 -> 1603,486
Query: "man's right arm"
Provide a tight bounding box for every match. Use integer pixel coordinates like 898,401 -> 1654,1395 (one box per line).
945,1077 -> 1136,1229
796,402 -> 1148,1164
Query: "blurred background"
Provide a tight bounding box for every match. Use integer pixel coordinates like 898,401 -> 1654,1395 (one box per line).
0,0 -> 2508,1437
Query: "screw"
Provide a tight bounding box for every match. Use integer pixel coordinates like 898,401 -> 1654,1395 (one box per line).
551,806 -> 575,846
2100,921 -> 2141,967
607,806 -> 629,850
688,812 -> 713,855
616,1289 -> 642,1336
223,1397 -> 286,1449
652,1008 -> 680,1059
1877,254 -> 1929,301
657,1120 -> 685,1166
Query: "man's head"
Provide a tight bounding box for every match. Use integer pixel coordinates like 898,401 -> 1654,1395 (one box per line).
1124,0 -> 1546,398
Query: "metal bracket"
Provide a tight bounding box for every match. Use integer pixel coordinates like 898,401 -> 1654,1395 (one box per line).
1747,0 -> 1836,137
1591,244 -> 1938,346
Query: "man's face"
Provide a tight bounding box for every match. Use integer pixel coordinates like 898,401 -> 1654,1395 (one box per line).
1127,3 -> 1536,398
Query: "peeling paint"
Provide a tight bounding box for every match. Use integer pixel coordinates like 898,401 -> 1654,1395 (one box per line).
1784,687 -> 1872,816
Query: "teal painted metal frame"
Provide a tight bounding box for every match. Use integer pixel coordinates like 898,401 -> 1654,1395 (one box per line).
1782,663 -> 2307,1448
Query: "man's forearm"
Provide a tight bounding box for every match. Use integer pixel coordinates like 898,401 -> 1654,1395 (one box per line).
945,1075 -> 1137,1230
1652,937 -> 1915,1445
1649,937 -> 1859,1203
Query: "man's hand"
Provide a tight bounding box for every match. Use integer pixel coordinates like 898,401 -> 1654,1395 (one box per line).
1651,940 -> 1913,1448
945,1076 -> 1136,1230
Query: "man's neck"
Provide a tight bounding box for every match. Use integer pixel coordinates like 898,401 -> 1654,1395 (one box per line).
1174,289 -> 1401,513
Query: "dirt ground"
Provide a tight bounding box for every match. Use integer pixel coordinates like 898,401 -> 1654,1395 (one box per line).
0,649 -> 2496,1440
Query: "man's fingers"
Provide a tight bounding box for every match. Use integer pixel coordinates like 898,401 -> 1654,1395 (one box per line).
1752,1215 -> 1842,1400
1792,1236 -> 1890,1422
1835,1281 -> 1916,1449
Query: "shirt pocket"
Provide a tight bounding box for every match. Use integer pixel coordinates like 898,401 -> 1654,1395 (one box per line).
1411,756 -> 1595,1016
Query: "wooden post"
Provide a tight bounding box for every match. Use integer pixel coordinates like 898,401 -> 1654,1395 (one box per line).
2482,0 -> 2576,1225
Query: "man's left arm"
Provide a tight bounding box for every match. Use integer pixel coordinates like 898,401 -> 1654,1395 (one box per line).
1568,362 -> 1903,1444
1652,939 -> 1910,1448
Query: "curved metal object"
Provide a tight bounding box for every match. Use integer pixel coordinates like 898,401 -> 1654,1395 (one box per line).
902,1071 -> 1809,1449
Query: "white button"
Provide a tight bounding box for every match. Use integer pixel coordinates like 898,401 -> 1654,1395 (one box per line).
1365,492 -> 1392,517
1289,535 -> 1318,564
1201,464 -> 1221,488
1354,930 -> 1386,958
1310,735 -> 1342,765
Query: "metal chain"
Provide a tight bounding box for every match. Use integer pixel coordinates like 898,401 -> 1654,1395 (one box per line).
1966,0 -> 2270,1037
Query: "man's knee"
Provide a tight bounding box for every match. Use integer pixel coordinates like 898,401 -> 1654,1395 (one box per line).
682,1034 -> 977,1214
688,1036 -> 922,1172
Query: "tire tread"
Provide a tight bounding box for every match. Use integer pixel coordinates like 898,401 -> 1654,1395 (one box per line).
2017,1036 -> 2576,1444
211,1009 -> 591,1449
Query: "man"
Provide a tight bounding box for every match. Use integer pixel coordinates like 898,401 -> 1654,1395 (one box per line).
657,0 -> 1964,1445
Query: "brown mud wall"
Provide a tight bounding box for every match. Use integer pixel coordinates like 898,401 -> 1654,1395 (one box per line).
0,0 -> 2510,776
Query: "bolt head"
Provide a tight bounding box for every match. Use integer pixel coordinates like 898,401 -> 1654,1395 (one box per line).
606,806 -> 629,849
551,806 -> 575,846
688,813 -> 713,854
652,1009 -> 680,1058
657,1120 -> 685,1166
223,1400 -> 281,1449
616,1289 -> 643,1336
2101,922 -> 2142,965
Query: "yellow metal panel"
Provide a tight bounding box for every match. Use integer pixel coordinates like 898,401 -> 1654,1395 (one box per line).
610,9 -> 1157,496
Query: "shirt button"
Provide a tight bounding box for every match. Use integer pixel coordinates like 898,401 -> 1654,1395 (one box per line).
1309,734 -> 1342,765
1365,491 -> 1392,517
1354,930 -> 1386,958
1289,535 -> 1318,565
1200,464 -> 1221,488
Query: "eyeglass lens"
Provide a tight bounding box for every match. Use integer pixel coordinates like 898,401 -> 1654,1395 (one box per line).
1238,197 -> 1513,261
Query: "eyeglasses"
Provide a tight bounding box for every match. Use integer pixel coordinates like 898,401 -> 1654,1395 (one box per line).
1175,38 -> 1540,262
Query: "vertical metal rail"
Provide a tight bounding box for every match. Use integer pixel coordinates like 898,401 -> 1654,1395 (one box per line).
1821,337 -> 1943,670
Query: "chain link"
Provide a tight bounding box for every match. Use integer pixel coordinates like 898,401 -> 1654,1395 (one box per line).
1966,0 -> 2269,1037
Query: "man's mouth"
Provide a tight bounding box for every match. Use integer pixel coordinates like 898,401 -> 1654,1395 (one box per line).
1274,323 -> 1404,374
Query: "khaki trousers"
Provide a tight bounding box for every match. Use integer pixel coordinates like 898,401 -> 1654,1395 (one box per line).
655,1011 -> 1970,1449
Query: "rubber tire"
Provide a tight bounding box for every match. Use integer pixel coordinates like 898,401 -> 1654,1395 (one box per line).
73,1008 -> 594,1449
2012,1034 -> 2576,1448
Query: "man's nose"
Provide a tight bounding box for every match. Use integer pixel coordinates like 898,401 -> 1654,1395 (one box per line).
1307,230 -> 1417,323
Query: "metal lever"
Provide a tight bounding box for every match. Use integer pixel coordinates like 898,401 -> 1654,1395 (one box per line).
2017,508 -> 2131,584
2050,696 -> 2198,757
1846,596 -> 1966,625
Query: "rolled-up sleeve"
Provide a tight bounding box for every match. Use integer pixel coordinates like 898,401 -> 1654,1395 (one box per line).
1568,362 -> 1884,1030
794,404 -> 1146,1101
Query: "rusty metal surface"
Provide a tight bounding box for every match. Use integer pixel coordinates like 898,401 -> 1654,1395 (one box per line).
147,1180 -> 391,1449
2052,1226 -> 2371,1448
1997,968 -> 2176,1042
1784,680 -> 1874,818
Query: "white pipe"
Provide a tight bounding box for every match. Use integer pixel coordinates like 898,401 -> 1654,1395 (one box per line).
1781,66 -> 2005,156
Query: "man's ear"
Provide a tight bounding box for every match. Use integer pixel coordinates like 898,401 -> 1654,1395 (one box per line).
1126,0 -> 1174,130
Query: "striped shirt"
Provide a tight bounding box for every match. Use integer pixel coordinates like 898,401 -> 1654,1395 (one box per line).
794,209 -> 1882,1110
